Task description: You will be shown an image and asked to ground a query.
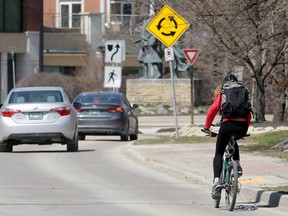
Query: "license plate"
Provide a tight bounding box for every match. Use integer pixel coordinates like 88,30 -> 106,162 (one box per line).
28,112 -> 43,120
89,111 -> 100,115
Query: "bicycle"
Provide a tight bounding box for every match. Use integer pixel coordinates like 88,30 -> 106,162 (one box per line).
202,126 -> 249,211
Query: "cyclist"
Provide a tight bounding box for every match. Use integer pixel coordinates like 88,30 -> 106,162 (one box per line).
203,74 -> 252,199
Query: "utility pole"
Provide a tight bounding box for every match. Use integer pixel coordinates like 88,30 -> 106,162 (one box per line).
189,66 -> 194,125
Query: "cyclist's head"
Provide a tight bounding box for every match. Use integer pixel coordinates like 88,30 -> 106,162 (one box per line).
222,74 -> 238,86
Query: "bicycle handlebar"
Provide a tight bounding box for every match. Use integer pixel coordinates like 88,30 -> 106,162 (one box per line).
211,123 -> 221,127
201,123 -> 250,138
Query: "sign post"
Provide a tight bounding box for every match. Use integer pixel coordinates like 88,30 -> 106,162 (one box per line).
146,5 -> 190,137
182,49 -> 200,125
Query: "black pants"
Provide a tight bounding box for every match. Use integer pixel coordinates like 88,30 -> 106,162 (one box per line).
213,121 -> 248,179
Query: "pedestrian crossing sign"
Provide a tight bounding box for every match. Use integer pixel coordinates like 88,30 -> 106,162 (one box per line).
104,66 -> 122,88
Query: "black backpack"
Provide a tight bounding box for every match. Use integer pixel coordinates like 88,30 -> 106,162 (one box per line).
220,81 -> 253,118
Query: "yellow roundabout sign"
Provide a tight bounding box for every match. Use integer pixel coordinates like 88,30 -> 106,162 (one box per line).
146,5 -> 190,48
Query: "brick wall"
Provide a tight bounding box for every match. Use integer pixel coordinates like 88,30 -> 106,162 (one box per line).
85,0 -> 101,12
43,0 -> 55,13
43,0 -> 56,28
23,0 -> 40,31
126,79 -> 191,105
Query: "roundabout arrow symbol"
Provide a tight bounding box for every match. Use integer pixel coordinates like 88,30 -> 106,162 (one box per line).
156,16 -> 178,37
162,31 -> 176,36
157,18 -> 165,30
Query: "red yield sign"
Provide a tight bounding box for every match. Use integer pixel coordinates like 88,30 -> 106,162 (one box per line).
182,49 -> 199,65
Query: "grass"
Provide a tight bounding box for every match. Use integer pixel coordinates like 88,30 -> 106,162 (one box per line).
134,135 -> 214,145
240,131 -> 288,161
262,185 -> 288,192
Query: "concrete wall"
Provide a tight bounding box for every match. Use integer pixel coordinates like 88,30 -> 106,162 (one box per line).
17,32 -> 40,81
0,34 -> 26,53
126,79 -> 191,105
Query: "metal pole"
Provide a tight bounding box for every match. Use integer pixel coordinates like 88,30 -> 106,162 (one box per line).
169,60 -> 179,138
39,0 -> 43,72
12,53 -> 15,88
189,66 -> 194,125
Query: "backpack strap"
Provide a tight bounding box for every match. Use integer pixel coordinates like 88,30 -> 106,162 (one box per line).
218,93 -> 222,114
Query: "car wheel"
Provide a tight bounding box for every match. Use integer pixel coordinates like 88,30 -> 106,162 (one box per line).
130,125 -> 138,141
67,131 -> 79,152
78,133 -> 85,140
0,142 -> 7,152
120,134 -> 129,141
6,141 -> 13,152
0,141 -> 13,152
129,134 -> 138,141
120,122 -> 129,141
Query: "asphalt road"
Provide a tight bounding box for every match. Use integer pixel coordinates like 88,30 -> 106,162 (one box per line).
0,134 -> 285,216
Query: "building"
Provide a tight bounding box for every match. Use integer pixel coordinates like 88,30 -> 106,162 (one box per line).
0,0 -> 41,102
43,0 -> 140,80
0,0 -> 141,102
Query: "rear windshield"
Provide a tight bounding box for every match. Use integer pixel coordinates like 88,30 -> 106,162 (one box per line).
9,90 -> 64,104
75,94 -> 120,104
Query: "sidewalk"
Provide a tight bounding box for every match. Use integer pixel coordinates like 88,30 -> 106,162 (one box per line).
125,140 -> 288,210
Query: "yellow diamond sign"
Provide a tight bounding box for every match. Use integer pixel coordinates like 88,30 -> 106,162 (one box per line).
146,5 -> 190,48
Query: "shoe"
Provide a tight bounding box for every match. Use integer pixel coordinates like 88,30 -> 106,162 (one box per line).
211,182 -> 222,199
238,166 -> 243,177
232,166 -> 243,178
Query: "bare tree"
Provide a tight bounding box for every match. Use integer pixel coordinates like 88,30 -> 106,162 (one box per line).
139,0 -> 288,122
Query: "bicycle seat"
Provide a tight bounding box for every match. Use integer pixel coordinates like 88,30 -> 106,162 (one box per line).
229,133 -> 250,140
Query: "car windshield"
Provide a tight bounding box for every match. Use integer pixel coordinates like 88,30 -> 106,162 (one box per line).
76,94 -> 120,104
9,90 -> 63,104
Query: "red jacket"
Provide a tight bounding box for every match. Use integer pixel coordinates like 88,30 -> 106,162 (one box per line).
204,94 -> 251,129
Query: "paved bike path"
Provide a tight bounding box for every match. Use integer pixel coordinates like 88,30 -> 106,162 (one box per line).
125,141 -> 288,210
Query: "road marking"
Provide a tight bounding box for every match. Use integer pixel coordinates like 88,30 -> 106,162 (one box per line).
240,177 -> 271,184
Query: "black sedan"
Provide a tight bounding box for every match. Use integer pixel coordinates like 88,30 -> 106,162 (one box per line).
73,92 -> 139,141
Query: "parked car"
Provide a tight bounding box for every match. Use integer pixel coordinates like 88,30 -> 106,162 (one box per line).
72,92 -> 139,141
0,87 -> 78,152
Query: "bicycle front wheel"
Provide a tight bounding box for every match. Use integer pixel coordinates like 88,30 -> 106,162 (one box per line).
225,161 -> 238,211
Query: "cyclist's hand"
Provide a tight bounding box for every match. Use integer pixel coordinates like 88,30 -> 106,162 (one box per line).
201,128 -> 211,135
201,128 -> 218,137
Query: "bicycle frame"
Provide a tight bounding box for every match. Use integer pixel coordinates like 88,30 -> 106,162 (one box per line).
214,137 -> 239,211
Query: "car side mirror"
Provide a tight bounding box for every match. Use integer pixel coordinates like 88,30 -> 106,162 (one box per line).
131,103 -> 139,109
73,102 -> 82,109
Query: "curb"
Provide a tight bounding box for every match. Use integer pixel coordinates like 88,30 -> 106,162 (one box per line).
125,142 -> 210,186
241,188 -> 288,209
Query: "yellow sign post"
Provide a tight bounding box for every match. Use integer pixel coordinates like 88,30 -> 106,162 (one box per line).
146,5 -> 190,48
146,5 -> 190,137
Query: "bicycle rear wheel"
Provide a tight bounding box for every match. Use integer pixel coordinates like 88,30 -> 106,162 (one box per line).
214,170 -> 223,208
225,161 -> 238,211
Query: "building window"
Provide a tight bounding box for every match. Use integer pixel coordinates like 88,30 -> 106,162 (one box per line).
0,0 -> 23,32
60,0 -> 81,28
111,0 -> 134,24
44,66 -> 76,76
